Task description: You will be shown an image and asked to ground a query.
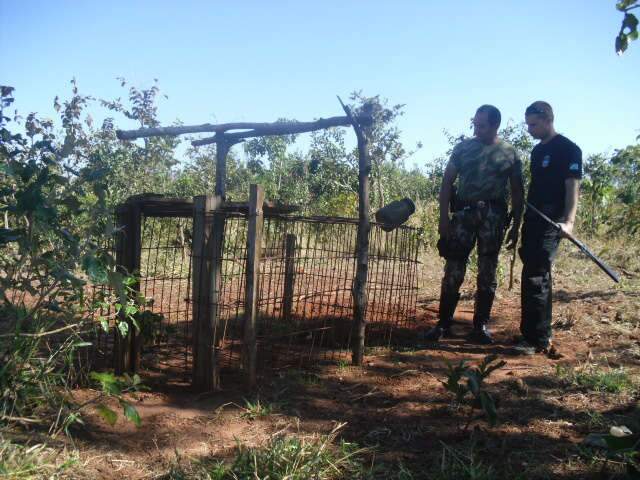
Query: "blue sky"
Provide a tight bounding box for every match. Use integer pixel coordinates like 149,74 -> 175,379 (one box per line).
2,1 -> 639,167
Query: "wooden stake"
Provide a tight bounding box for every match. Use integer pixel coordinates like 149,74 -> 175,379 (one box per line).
191,195 -> 223,392
244,184 -> 265,389
215,137 -> 229,199
114,201 -> 141,374
282,234 -> 297,322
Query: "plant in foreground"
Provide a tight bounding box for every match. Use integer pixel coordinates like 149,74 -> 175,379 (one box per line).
441,354 -> 506,429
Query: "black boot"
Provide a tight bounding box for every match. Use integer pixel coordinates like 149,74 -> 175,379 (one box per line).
422,324 -> 452,341
422,292 -> 460,342
470,290 -> 495,345
470,323 -> 494,344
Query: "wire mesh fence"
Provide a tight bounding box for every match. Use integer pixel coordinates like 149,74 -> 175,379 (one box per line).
91,197 -> 421,386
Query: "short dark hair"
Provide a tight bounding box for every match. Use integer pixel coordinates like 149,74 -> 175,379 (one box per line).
525,101 -> 554,121
476,104 -> 501,128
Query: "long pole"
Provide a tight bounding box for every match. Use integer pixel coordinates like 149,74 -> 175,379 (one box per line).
525,202 -> 620,283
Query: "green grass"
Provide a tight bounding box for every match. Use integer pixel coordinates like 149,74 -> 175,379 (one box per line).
336,359 -> 350,370
0,438 -> 77,479
285,370 -> 321,387
555,364 -> 636,393
161,424 -> 368,479
239,398 -> 278,420
431,442 -> 499,480
583,410 -> 607,429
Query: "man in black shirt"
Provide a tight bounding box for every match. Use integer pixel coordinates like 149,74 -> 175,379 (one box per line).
515,101 -> 582,355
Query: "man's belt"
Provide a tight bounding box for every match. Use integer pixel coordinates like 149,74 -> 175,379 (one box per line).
454,198 -> 506,211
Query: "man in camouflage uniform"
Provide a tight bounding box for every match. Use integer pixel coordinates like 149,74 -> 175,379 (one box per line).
424,105 -> 524,344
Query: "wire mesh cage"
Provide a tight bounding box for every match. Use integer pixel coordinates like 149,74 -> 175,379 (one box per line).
92,196 -> 421,387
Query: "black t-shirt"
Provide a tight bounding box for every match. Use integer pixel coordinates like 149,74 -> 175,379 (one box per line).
527,134 -> 582,221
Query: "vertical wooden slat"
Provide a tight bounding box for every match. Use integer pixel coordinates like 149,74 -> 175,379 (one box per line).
129,203 -> 142,372
114,202 -> 142,374
114,206 -> 129,375
244,184 -> 264,388
191,195 -> 223,392
215,138 -> 229,199
282,234 -> 297,322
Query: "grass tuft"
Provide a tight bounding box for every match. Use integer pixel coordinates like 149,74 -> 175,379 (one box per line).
161,423 -> 368,480
555,364 -> 636,393
0,437 -> 77,479
239,398 -> 278,421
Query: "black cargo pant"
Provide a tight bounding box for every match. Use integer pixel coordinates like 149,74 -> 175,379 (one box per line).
437,202 -> 507,328
519,217 -> 561,347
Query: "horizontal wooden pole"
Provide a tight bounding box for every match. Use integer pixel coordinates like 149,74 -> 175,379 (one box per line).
115,115 -> 372,144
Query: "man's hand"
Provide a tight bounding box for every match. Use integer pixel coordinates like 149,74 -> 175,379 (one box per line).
505,224 -> 519,250
557,220 -> 574,238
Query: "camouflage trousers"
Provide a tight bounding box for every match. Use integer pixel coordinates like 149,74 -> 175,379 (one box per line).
437,202 -> 507,325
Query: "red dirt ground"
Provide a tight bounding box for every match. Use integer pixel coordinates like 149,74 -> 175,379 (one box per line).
26,248 -> 640,478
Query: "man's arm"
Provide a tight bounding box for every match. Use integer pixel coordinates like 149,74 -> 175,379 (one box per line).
439,161 -> 458,239
558,178 -> 580,237
505,161 -> 524,249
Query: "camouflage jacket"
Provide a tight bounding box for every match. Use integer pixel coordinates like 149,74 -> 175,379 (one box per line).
450,138 -> 521,204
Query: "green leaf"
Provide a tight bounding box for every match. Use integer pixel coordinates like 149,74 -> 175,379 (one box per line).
464,372 -> 481,395
624,13 -> 639,30
117,321 -> 129,338
99,317 -> 110,333
82,254 -> 109,284
90,371 -> 121,395
616,0 -> 634,11
478,391 -> 498,426
617,33 -> 629,54
121,401 -> 141,427
90,371 -> 115,384
96,404 -> 117,426
72,341 -> 92,348
107,270 -> 127,306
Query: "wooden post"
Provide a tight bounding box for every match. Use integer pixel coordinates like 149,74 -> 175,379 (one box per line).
244,184 -> 264,388
282,234 -> 297,322
215,136 -> 230,199
191,195 -> 223,392
114,201 -> 142,374
338,97 -> 372,366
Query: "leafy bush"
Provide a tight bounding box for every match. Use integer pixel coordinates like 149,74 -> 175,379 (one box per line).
0,84 -> 144,434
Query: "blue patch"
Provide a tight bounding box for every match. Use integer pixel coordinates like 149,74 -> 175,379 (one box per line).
569,163 -> 580,171
542,155 -> 551,168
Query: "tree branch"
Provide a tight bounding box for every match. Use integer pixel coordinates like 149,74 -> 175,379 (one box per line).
0,322 -> 83,339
